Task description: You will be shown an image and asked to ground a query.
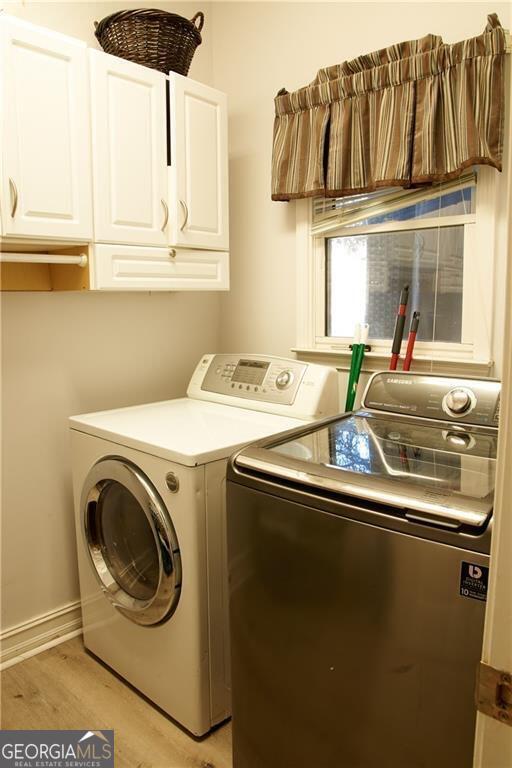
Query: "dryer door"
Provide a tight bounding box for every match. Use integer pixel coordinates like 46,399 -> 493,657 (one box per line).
81,456 -> 181,626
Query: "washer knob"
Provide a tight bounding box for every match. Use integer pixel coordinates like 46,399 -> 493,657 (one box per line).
275,370 -> 294,390
445,388 -> 472,414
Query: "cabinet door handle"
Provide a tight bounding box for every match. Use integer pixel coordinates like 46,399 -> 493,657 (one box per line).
179,199 -> 189,231
161,199 -> 169,232
9,178 -> 18,218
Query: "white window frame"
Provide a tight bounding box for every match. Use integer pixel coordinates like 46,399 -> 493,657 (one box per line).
295,167 -> 498,369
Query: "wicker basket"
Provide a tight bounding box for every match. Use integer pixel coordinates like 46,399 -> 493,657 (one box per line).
94,8 -> 204,76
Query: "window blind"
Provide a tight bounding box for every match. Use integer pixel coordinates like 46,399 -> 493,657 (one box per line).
311,172 -> 476,236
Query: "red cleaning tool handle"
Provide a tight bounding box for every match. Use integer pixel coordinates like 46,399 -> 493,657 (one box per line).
403,331 -> 417,371
403,312 -> 420,371
389,285 -> 409,370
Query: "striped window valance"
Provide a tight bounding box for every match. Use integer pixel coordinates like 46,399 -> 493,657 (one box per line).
271,14 -> 507,201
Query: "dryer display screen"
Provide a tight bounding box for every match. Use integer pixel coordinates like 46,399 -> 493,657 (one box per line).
232,360 -> 269,385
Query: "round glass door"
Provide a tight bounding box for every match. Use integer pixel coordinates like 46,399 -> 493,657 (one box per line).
82,457 -> 181,626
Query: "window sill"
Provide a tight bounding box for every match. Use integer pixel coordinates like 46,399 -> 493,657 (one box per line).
291,347 -> 494,376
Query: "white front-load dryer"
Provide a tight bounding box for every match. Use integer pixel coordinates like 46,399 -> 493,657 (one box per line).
70,354 -> 338,736
72,432 -> 218,735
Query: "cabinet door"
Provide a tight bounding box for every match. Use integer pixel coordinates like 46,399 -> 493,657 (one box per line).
90,50 -> 167,246
169,74 -> 229,250
0,16 -> 92,240
92,244 -> 229,291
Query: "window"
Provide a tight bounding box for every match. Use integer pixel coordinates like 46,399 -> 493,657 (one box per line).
297,169 -> 496,365
326,223 -> 465,343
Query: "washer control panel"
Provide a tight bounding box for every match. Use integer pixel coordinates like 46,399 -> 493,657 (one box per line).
363,372 -> 500,427
199,355 -> 306,405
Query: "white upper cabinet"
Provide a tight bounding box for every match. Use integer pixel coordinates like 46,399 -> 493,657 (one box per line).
89,50 -> 168,247
0,16 -> 92,240
168,73 -> 229,251
92,244 -> 229,291
0,16 -> 230,292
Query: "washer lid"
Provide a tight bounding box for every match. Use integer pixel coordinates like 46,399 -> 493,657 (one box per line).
233,412 -> 498,529
69,398 -> 305,466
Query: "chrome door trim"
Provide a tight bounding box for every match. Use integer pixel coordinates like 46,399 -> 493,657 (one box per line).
81,456 -> 181,626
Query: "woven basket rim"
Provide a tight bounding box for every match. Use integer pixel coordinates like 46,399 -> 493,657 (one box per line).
95,8 -> 203,44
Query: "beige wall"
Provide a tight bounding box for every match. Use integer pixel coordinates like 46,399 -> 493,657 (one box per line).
1,292 -> 220,629
211,2 -> 511,365
0,1 -> 220,632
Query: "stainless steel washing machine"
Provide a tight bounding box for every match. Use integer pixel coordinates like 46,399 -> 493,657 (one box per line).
226,372 -> 500,768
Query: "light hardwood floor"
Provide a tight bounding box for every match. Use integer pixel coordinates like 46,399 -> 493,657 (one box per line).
0,637 -> 232,768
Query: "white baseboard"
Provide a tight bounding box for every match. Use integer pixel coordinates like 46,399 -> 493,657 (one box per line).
1,600 -> 83,669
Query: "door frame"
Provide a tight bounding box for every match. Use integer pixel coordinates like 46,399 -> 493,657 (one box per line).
473,56 -> 512,768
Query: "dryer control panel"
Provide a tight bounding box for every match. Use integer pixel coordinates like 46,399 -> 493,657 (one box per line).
187,354 -> 339,420
202,355 -> 305,404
